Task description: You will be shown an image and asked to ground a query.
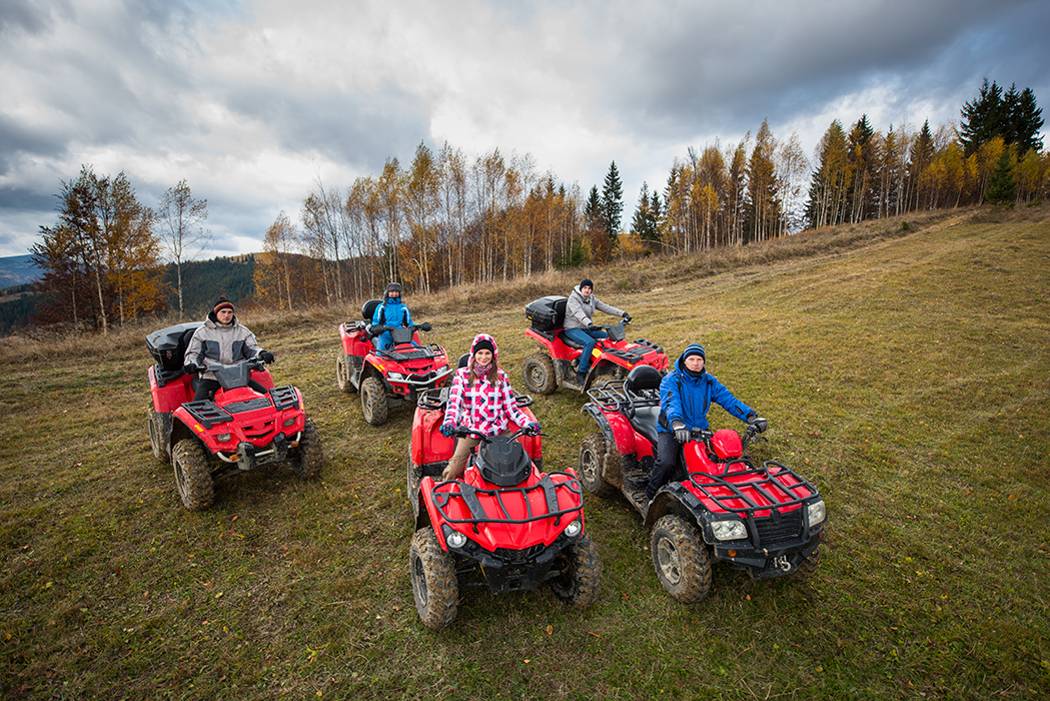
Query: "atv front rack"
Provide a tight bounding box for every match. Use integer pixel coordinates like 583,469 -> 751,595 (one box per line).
430,473 -> 583,530
687,460 -> 818,516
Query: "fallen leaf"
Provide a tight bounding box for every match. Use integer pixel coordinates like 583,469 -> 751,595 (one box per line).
545,624 -> 553,636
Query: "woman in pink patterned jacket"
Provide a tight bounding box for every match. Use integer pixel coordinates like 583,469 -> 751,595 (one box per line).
440,333 -> 540,480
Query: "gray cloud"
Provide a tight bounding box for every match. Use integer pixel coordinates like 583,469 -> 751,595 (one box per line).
0,0 -> 1047,257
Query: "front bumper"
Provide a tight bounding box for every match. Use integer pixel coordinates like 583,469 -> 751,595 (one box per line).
216,431 -> 299,470
713,530 -> 823,579
446,530 -> 575,593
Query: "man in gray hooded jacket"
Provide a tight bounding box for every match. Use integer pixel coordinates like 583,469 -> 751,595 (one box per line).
564,278 -> 629,384
183,296 -> 274,400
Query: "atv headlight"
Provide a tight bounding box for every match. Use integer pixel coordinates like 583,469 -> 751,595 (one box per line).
564,520 -> 582,538
807,499 -> 826,526
711,519 -> 747,541
216,433 -> 232,443
388,372 -> 404,380
446,531 -> 467,549
283,417 -> 296,427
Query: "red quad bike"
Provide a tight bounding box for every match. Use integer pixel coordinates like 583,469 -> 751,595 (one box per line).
406,378 -> 600,630
522,295 -> 670,394
579,365 -> 826,603
336,298 -> 452,426
146,322 -> 323,511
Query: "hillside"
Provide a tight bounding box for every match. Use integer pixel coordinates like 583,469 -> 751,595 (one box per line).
1,208 -> 1047,700
0,255 -> 41,288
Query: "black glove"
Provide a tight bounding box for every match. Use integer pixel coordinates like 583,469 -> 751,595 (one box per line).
259,350 -> 275,364
672,421 -> 689,444
622,312 -> 632,323
183,363 -> 199,375
748,415 -> 768,433
419,322 -> 432,332
369,324 -> 388,337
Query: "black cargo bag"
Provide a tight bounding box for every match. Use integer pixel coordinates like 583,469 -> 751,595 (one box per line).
524,295 -> 567,331
146,322 -> 203,371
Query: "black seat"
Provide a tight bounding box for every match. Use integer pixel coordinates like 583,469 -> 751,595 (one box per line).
624,366 -> 662,445
361,298 -> 382,322
475,436 -> 532,486
559,332 -> 585,349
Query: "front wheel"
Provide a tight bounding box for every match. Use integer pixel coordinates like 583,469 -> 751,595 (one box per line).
522,352 -> 557,395
409,528 -> 459,630
793,547 -> 821,580
578,433 -> 616,498
291,417 -> 323,479
172,438 -> 214,511
650,514 -> 712,603
361,376 -> 389,426
550,535 -> 602,608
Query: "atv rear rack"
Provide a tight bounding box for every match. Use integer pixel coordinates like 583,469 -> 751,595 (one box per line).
430,473 -> 583,530
586,380 -> 659,412
687,460 -> 818,515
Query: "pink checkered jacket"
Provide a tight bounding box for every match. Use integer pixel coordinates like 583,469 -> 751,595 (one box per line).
443,368 -> 530,436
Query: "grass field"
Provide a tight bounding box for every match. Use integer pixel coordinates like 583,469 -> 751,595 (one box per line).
2,207 -> 1048,700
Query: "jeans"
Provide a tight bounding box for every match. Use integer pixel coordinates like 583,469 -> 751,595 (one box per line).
646,432 -> 682,499
562,327 -> 608,374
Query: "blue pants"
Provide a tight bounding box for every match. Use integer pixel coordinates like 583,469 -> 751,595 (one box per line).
375,331 -> 393,351
563,327 -> 608,374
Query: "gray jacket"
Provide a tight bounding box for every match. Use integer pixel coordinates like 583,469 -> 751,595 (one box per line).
564,285 -> 624,330
183,314 -> 261,381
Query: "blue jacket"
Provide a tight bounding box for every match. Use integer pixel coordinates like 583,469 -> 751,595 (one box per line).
657,345 -> 753,433
372,297 -> 412,327
372,297 -> 413,350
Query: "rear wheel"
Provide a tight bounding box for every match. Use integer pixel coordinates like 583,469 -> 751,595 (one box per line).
335,354 -> 354,393
291,418 -> 323,479
550,535 -> 602,608
361,376 -> 389,426
409,528 -> 459,630
650,514 -> 712,603
578,433 -> 616,498
522,352 -> 557,395
172,438 -> 214,511
147,410 -> 163,461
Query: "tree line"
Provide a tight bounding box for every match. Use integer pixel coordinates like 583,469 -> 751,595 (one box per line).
27,79 -> 1047,330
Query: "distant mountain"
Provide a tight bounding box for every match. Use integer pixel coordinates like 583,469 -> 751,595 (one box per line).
0,254 -> 42,288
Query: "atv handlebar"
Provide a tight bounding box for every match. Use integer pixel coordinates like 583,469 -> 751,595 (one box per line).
450,425 -> 542,442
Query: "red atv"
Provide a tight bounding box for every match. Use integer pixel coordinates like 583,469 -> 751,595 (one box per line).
521,295 -> 670,394
580,366 -> 825,602
146,322 -> 323,511
406,380 -> 601,629
336,299 -> 452,425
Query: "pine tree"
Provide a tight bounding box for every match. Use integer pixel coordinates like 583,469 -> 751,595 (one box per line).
584,186 -> 603,229
959,79 -> 1006,156
909,120 -> 936,209
1011,87 -> 1044,154
600,161 -> 623,239
631,182 -> 660,241
985,147 -> 1016,204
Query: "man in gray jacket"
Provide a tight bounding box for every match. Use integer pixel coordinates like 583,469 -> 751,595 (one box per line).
564,278 -> 630,384
183,296 -> 274,400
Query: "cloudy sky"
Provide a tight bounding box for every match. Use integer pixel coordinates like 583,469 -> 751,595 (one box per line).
1,0 -> 1047,258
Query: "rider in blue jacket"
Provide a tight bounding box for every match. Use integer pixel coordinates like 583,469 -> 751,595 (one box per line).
646,343 -> 759,499
371,282 -> 413,351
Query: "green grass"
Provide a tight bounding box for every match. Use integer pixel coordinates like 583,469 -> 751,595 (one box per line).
2,208 -> 1049,699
